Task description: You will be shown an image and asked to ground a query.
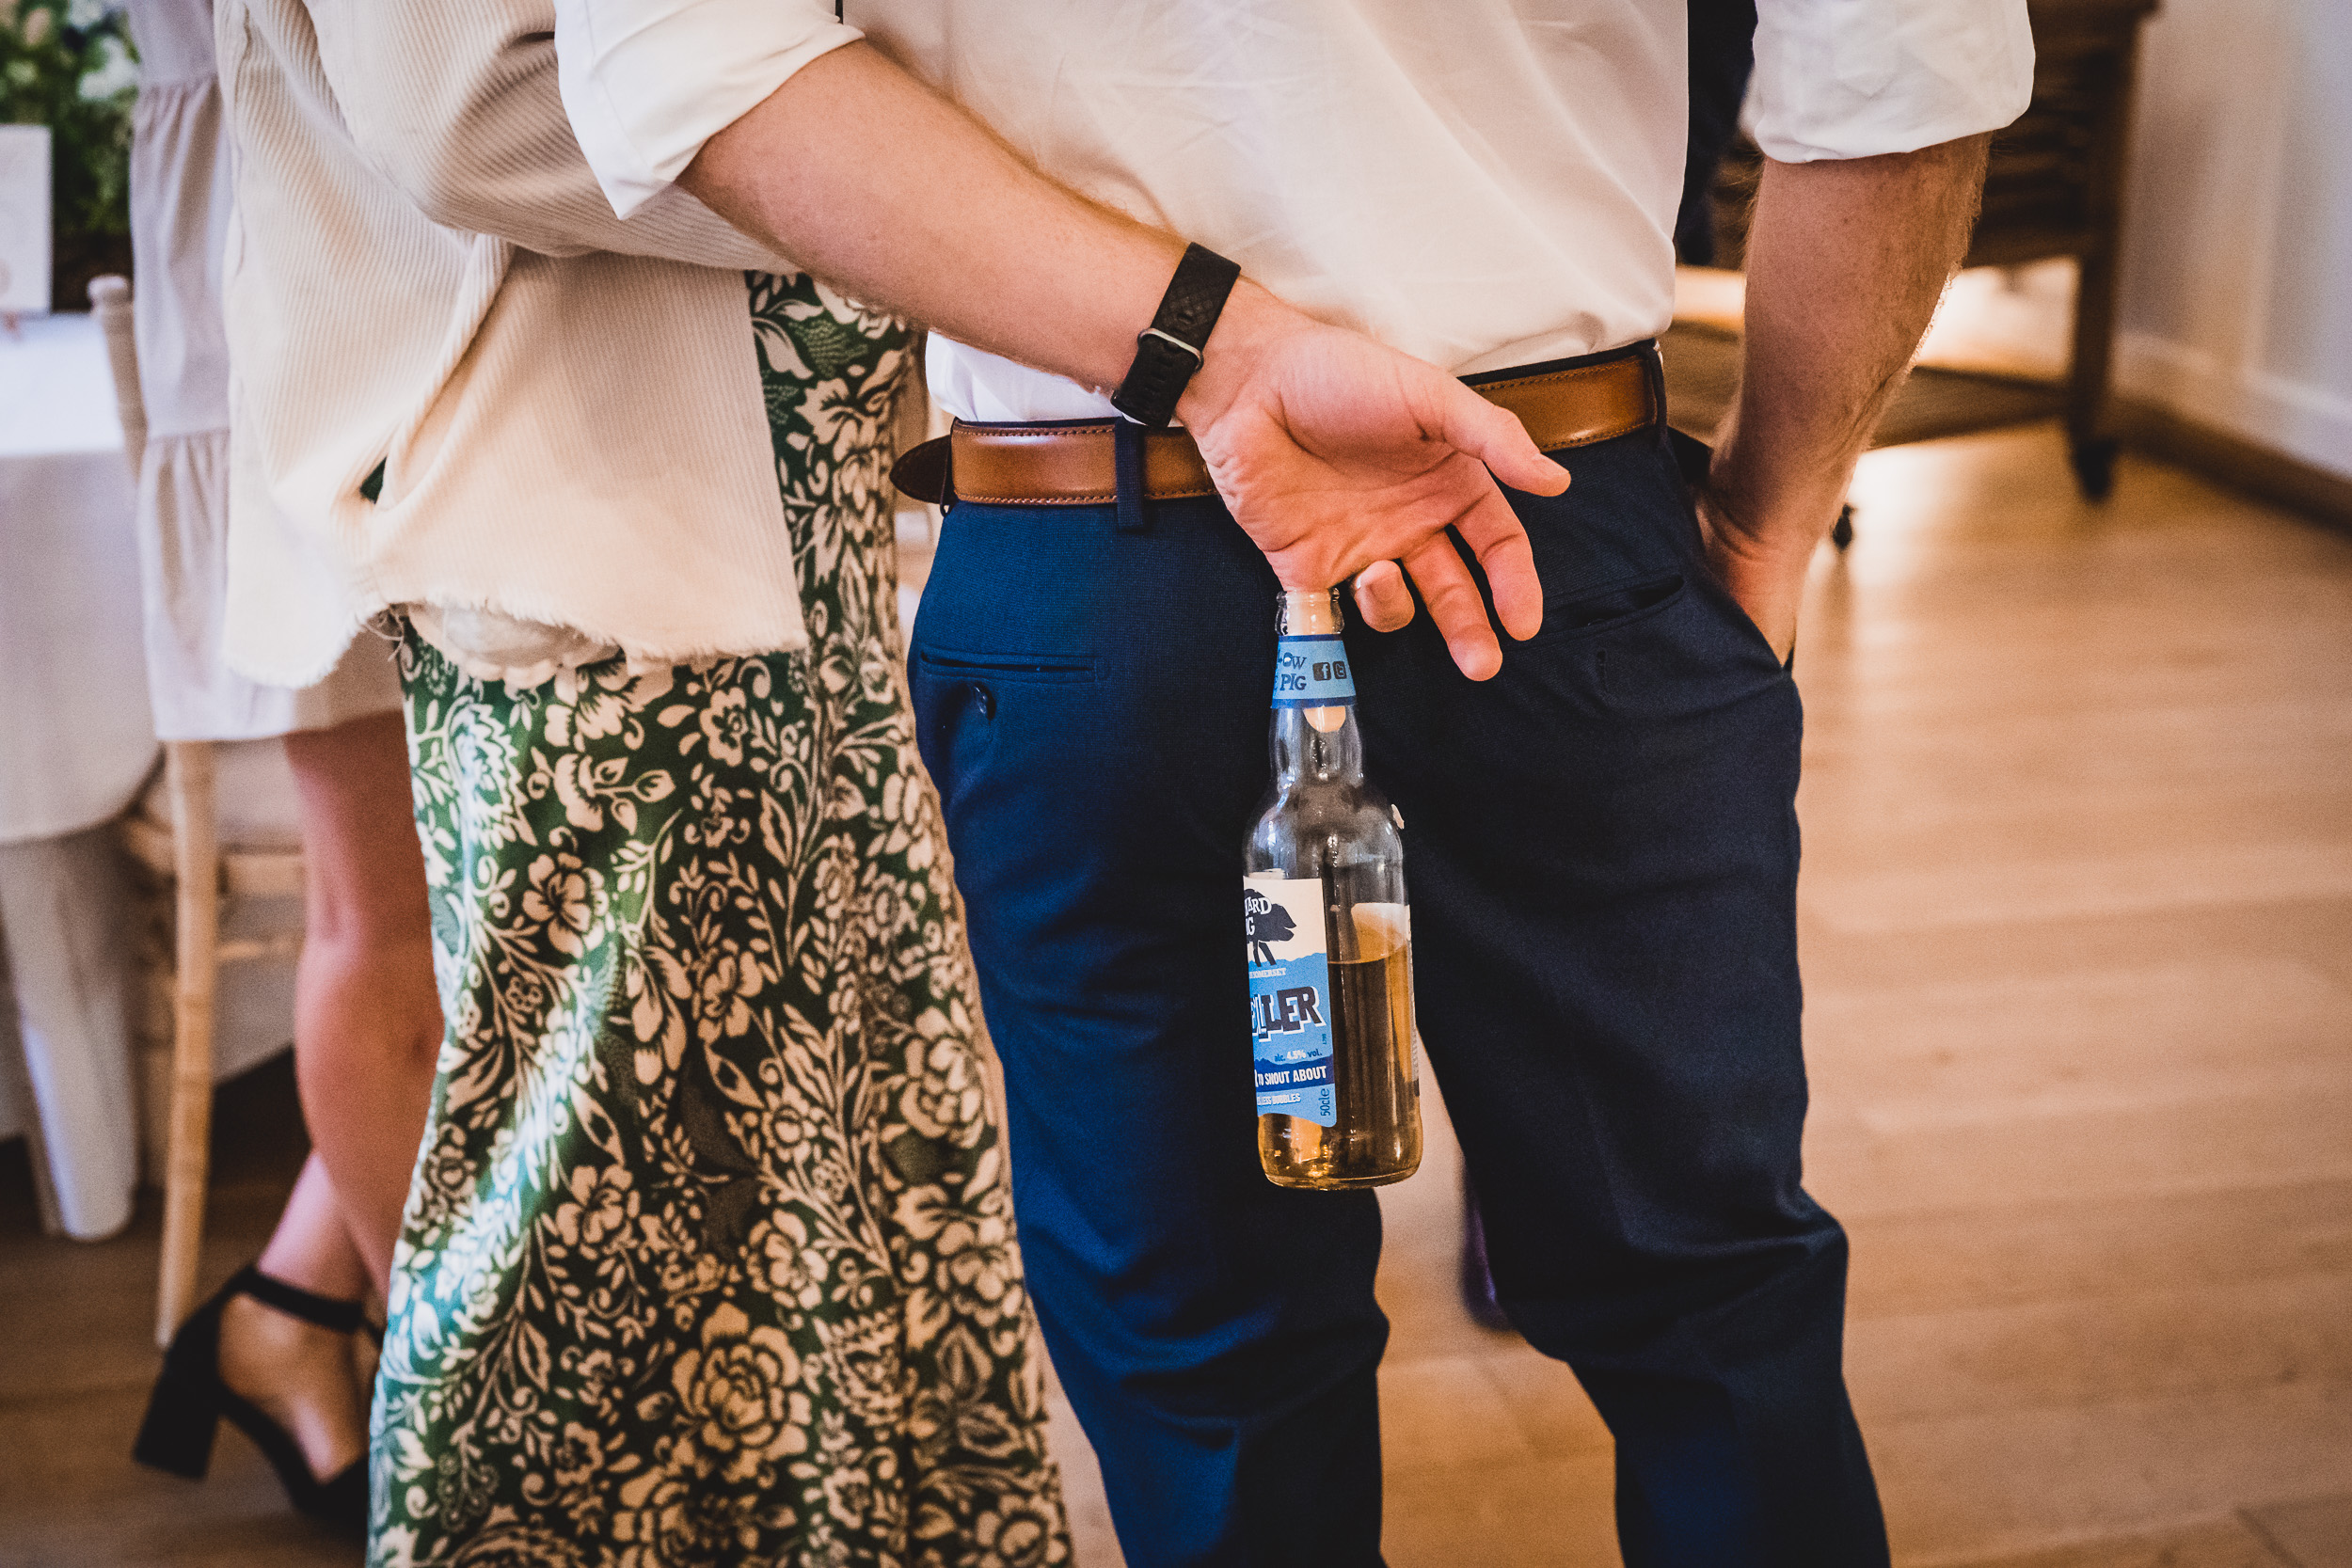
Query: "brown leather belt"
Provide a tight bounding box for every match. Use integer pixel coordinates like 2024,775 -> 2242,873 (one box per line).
890,344 -> 1661,507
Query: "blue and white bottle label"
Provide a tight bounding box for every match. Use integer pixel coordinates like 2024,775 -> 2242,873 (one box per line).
1245,872 -> 1336,1127
1271,636 -> 1356,708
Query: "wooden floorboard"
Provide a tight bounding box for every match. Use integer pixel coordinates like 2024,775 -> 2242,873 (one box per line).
1360,423 -> 2352,1568
4,422 -> 2347,1564
2245,1493 -> 2352,1568
0,1060 -> 358,1567
1912,1515 -> 2294,1568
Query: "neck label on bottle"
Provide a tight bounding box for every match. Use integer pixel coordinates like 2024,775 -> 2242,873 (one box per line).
1271,636 -> 1356,708
1244,873 -> 1337,1126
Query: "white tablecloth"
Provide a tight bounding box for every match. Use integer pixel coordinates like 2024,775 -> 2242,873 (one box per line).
1,313 -> 158,842
0,312 -> 154,1237
0,314 -> 312,1239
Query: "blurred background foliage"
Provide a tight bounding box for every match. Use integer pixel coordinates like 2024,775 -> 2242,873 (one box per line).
2,0 -> 137,309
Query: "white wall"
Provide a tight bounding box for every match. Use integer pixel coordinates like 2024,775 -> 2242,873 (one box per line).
2115,0 -> 2352,479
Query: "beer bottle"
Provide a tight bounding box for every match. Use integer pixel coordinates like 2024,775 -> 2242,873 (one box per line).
1243,587 -> 1423,1189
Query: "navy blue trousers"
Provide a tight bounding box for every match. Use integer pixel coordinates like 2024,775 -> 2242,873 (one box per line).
908,359 -> 1888,1567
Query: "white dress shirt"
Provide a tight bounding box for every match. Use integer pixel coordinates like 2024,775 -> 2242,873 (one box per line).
556,0 -> 2033,423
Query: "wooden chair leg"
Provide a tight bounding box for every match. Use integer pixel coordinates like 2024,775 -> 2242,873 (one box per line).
156,741 -> 219,1348
135,917 -> 176,1191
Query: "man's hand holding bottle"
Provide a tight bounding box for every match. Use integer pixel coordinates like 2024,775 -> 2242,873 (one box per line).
1176,282 -> 1566,681
681,42 -> 1562,683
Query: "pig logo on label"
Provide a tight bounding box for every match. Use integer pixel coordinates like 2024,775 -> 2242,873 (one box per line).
1244,886 -> 1295,964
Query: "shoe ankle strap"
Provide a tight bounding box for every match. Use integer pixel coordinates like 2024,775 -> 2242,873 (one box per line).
233,1266 -> 366,1335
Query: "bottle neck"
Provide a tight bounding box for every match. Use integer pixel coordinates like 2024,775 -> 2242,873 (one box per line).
1272,704 -> 1364,786
1270,588 -> 1363,788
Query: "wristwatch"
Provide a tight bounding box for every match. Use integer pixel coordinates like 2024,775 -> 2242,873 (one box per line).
1110,244 -> 1242,428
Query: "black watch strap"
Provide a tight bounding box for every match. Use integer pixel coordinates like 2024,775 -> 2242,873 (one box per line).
1110,244 -> 1242,428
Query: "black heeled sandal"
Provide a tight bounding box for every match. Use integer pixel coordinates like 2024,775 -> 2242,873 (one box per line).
133,1266 -> 370,1535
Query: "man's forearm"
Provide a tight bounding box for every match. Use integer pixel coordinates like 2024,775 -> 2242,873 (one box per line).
1702,135 -> 1990,655
680,42 -> 1566,679
679,42 -> 1268,421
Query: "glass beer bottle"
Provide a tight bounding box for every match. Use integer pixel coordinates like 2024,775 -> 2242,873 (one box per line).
1243,587 -> 1422,1189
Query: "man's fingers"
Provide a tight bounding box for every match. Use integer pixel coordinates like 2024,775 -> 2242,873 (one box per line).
1351,561 -> 1416,632
1436,380 -> 1570,498
1453,484 -> 1545,641
1401,535 -> 1502,681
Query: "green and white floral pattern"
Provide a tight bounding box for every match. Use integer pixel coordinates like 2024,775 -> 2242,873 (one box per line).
373,274 -> 1069,1567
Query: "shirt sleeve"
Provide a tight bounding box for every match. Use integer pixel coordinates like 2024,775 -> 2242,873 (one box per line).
305,0 -> 794,267
554,0 -> 864,218
1748,0 -> 2036,163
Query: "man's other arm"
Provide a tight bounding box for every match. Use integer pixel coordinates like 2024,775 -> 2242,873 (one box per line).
1697,135 -> 1990,659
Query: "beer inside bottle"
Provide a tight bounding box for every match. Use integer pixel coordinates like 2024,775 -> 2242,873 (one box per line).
1244,587 -> 1422,1190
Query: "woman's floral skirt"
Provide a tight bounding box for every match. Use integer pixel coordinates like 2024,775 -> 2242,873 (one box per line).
372,275 -> 1069,1567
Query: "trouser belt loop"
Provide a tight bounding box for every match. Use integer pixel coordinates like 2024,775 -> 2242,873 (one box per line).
1114,420 -> 1151,533
1641,341 -> 1670,444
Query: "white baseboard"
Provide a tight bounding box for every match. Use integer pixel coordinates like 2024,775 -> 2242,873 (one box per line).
2116,331 -> 2352,483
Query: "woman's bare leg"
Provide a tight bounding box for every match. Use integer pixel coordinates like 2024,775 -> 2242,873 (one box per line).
221,1153 -> 373,1479
280,709 -> 443,1291
254,1153 -> 373,1303
208,711 -> 437,1482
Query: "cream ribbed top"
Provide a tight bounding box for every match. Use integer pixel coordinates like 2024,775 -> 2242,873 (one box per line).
215,0 -> 850,687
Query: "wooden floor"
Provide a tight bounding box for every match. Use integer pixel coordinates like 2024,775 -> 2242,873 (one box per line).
0,1062 -> 358,1566
1353,424 -> 2352,1568
5,422 -> 2350,1565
